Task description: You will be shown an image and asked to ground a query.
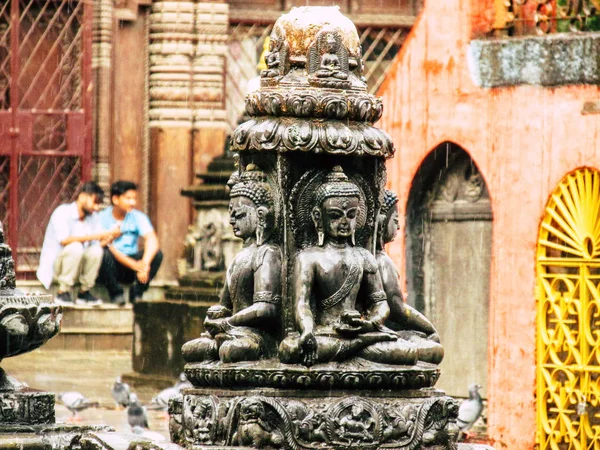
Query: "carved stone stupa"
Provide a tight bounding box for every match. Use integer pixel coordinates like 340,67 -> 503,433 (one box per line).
172,7 -> 459,450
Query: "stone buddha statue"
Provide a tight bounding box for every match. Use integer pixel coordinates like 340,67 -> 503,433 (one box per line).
377,189 -> 444,364
182,164 -> 281,363
279,166 -> 417,367
314,33 -> 348,80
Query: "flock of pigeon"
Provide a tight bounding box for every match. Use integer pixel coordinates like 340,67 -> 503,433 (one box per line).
58,372 -> 192,439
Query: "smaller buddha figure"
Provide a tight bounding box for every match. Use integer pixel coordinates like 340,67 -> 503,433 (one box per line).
261,36 -> 281,79
279,166 -> 417,367
377,189 -> 444,364
182,165 -> 281,364
314,33 -> 348,80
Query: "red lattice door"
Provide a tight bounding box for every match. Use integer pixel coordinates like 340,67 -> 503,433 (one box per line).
0,0 -> 92,277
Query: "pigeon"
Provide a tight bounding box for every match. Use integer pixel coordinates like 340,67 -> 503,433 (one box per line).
149,386 -> 178,411
127,393 -> 149,430
174,372 -> 192,391
111,376 -> 131,409
457,384 -> 484,439
58,391 -> 99,422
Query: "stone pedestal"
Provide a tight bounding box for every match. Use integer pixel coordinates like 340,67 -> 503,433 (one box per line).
0,388 -> 54,425
170,363 -> 458,450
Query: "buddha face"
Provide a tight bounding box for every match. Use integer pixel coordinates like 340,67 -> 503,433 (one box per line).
382,206 -> 399,244
321,196 -> 359,241
229,196 -> 258,240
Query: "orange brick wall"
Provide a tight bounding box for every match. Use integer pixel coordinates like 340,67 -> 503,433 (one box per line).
377,1 -> 600,449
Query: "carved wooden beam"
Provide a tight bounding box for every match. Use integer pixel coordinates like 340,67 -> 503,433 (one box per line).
229,9 -> 416,28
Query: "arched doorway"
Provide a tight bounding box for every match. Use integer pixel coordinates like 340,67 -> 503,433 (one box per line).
536,167 -> 600,450
406,142 -> 492,397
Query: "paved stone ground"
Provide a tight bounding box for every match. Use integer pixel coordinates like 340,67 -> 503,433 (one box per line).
2,349 -> 171,440
3,349 -> 490,446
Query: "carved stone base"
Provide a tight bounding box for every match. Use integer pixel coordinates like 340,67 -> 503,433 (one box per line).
0,388 -> 55,425
185,359 -> 440,391
170,387 -> 459,450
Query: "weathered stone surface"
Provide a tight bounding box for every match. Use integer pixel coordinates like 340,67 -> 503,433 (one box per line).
171,388 -> 459,450
0,389 -> 54,425
185,360 -> 440,391
469,33 -> 600,87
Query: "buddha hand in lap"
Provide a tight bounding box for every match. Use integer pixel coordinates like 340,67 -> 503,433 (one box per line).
279,166 -> 417,367
377,189 -> 444,364
182,165 -> 281,364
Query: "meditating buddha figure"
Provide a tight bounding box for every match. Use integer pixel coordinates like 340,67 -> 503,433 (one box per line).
314,33 -> 348,80
279,166 -> 417,366
182,164 -> 281,363
377,189 -> 444,364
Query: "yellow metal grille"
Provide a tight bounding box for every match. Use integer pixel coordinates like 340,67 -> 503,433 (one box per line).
537,167 -> 600,450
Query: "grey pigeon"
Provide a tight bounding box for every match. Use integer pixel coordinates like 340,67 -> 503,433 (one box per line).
457,384 -> 484,438
127,393 -> 149,430
174,372 -> 192,391
59,391 -> 99,419
111,376 -> 131,409
149,386 -> 178,411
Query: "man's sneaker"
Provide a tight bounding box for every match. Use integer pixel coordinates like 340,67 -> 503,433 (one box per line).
76,290 -> 103,306
112,294 -> 126,307
56,291 -> 73,305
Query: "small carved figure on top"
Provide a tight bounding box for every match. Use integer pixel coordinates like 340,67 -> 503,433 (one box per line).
182,165 -> 281,364
315,34 -> 347,80
308,29 -> 351,87
279,166 -> 417,367
261,36 -> 282,79
377,189 -> 444,364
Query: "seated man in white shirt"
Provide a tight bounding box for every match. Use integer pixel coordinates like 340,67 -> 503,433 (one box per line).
37,182 -> 116,305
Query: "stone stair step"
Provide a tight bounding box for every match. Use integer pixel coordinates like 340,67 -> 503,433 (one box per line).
164,286 -> 221,302
59,304 -> 133,333
177,271 -> 225,289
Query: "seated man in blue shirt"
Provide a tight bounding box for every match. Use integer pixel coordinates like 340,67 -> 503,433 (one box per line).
37,181 -> 113,305
97,181 -> 163,305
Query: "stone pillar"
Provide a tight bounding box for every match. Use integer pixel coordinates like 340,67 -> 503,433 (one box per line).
92,0 -> 113,191
192,0 -> 229,175
149,0 -> 195,281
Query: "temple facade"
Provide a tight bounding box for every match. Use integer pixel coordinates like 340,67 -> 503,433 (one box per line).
0,0 -> 418,283
379,1 -> 600,449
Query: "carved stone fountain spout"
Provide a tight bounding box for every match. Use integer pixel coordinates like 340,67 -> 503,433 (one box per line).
173,6 -> 460,450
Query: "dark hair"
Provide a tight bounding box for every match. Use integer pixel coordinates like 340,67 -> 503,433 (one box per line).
110,180 -> 138,202
80,181 -> 104,204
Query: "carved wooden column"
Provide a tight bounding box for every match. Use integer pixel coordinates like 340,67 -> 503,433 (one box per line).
149,0 -> 195,281
192,0 -> 229,175
92,0 -> 113,191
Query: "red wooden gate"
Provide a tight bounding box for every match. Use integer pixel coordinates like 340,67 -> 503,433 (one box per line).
0,0 -> 92,276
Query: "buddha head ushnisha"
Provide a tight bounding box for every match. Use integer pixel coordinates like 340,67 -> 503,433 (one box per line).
377,189 -> 400,250
312,166 -> 361,247
229,164 -> 275,246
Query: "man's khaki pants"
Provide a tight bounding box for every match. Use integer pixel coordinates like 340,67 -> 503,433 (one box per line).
53,242 -> 103,292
